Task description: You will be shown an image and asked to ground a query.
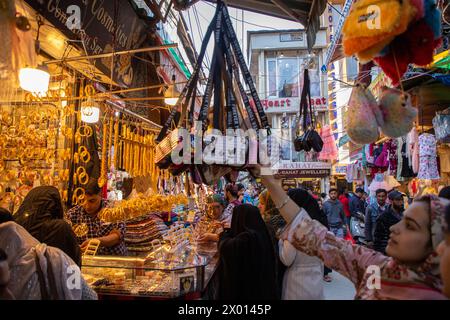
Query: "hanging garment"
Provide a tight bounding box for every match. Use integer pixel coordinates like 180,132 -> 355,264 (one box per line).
407,127 -> 420,174
354,161 -> 365,182
400,137 -> 416,178
346,164 -> 354,183
385,139 -> 398,176
396,137 -> 405,182
417,133 -> 440,180
374,143 -> 389,168
368,173 -> 391,192
408,178 -> 420,198
366,143 -> 375,164
318,125 -> 338,161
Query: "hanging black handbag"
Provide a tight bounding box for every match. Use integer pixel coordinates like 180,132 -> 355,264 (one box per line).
294,69 -> 323,153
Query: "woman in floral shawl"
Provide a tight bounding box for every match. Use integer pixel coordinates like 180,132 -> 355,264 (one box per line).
259,171 -> 448,300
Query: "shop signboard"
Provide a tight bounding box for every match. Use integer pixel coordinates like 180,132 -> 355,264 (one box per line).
25,0 -> 149,87
261,97 -> 328,113
333,164 -> 348,175
274,162 -> 331,178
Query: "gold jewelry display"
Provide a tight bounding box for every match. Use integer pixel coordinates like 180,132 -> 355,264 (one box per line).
112,118 -> 119,168
108,116 -> 114,169
77,125 -> 93,137
98,193 -> 188,223
98,118 -> 109,188
76,166 -> 89,185
61,190 -> 68,202
83,239 -> 100,256
72,187 -> 86,206
78,146 -> 91,163
73,223 -> 88,238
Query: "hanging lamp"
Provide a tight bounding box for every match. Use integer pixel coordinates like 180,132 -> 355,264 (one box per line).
19,15 -> 50,95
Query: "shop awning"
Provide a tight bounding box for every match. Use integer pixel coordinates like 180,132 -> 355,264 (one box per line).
205,0 -> 327,50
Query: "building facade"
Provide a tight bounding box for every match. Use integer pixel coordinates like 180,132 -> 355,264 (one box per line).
247,28 -> 331,193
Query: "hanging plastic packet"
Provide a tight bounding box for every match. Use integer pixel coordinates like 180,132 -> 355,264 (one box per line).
346,85 -> 381,144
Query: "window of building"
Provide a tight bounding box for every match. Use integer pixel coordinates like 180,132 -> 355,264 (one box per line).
266,53 -> 320,99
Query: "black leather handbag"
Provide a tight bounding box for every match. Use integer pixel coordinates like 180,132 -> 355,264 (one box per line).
294,69 -> 323,153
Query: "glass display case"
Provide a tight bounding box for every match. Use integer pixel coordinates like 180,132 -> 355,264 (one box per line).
82,242 -> 216,299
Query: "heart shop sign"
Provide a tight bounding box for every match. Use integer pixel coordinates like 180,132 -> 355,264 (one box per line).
26,0 -> 149,87
260,97 -> 328,113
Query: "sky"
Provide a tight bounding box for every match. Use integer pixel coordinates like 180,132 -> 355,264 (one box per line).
182,1 -> 304,71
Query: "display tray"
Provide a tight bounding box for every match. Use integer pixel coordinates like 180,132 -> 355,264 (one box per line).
82,244 -> 216,299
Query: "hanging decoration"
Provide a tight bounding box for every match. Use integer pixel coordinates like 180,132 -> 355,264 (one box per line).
343,0 -> 443,85
346,84 -> 381,144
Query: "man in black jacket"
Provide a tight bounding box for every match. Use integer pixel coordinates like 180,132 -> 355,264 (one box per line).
349,187 -> 366,218
373,190 -> 405,254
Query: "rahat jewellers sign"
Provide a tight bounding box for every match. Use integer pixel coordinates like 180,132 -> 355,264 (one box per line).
273,161 -> 331,178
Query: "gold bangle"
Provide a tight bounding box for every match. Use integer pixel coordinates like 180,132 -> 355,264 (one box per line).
78,146 -> 91,163
84,85 -> 95,97
78,125 -> 93,137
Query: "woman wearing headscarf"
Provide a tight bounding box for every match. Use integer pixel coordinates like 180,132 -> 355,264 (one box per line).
258,189 -> 286,299
216,204 -> 278,300
0,222 -> 97,299
277,189 -> 328,300
14,186 -> 81,267
436,203 -> 450,298
260,170 -> 449,299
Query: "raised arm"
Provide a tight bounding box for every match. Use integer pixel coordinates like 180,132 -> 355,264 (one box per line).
260,173 -> 387,287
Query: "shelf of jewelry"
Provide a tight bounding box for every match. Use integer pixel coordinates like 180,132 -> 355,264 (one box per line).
81,238 -> 211,298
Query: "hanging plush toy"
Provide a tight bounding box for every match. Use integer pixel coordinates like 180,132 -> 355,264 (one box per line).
346,85 -> 381,145
373,0 -> 442,85
378,87 -> 417,138
343,0 -> 417,61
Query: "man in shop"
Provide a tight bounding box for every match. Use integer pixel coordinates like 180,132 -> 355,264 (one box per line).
365,189 -> 388,248
222,184 -> 242,228
322,188 -> 346,238
373,190 -> 405,254
65,179 -> 128,256
349,187 -> 366,219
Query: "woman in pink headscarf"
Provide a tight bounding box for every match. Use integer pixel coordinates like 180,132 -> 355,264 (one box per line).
259,168 -> 449,300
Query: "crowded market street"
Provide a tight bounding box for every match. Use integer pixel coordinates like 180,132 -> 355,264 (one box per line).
0,0 -> 450,311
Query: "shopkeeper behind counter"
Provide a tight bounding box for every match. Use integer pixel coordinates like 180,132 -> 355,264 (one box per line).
65,179 -> 128,256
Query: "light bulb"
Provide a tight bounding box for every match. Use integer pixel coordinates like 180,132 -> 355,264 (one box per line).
164,97 -> 178,106
19,65 -> 50,94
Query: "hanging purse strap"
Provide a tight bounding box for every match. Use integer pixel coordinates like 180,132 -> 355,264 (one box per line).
156,7 -> 219,142
221,4 -> 270,132
222,32 -> 259,131
304,69 -> 316,130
